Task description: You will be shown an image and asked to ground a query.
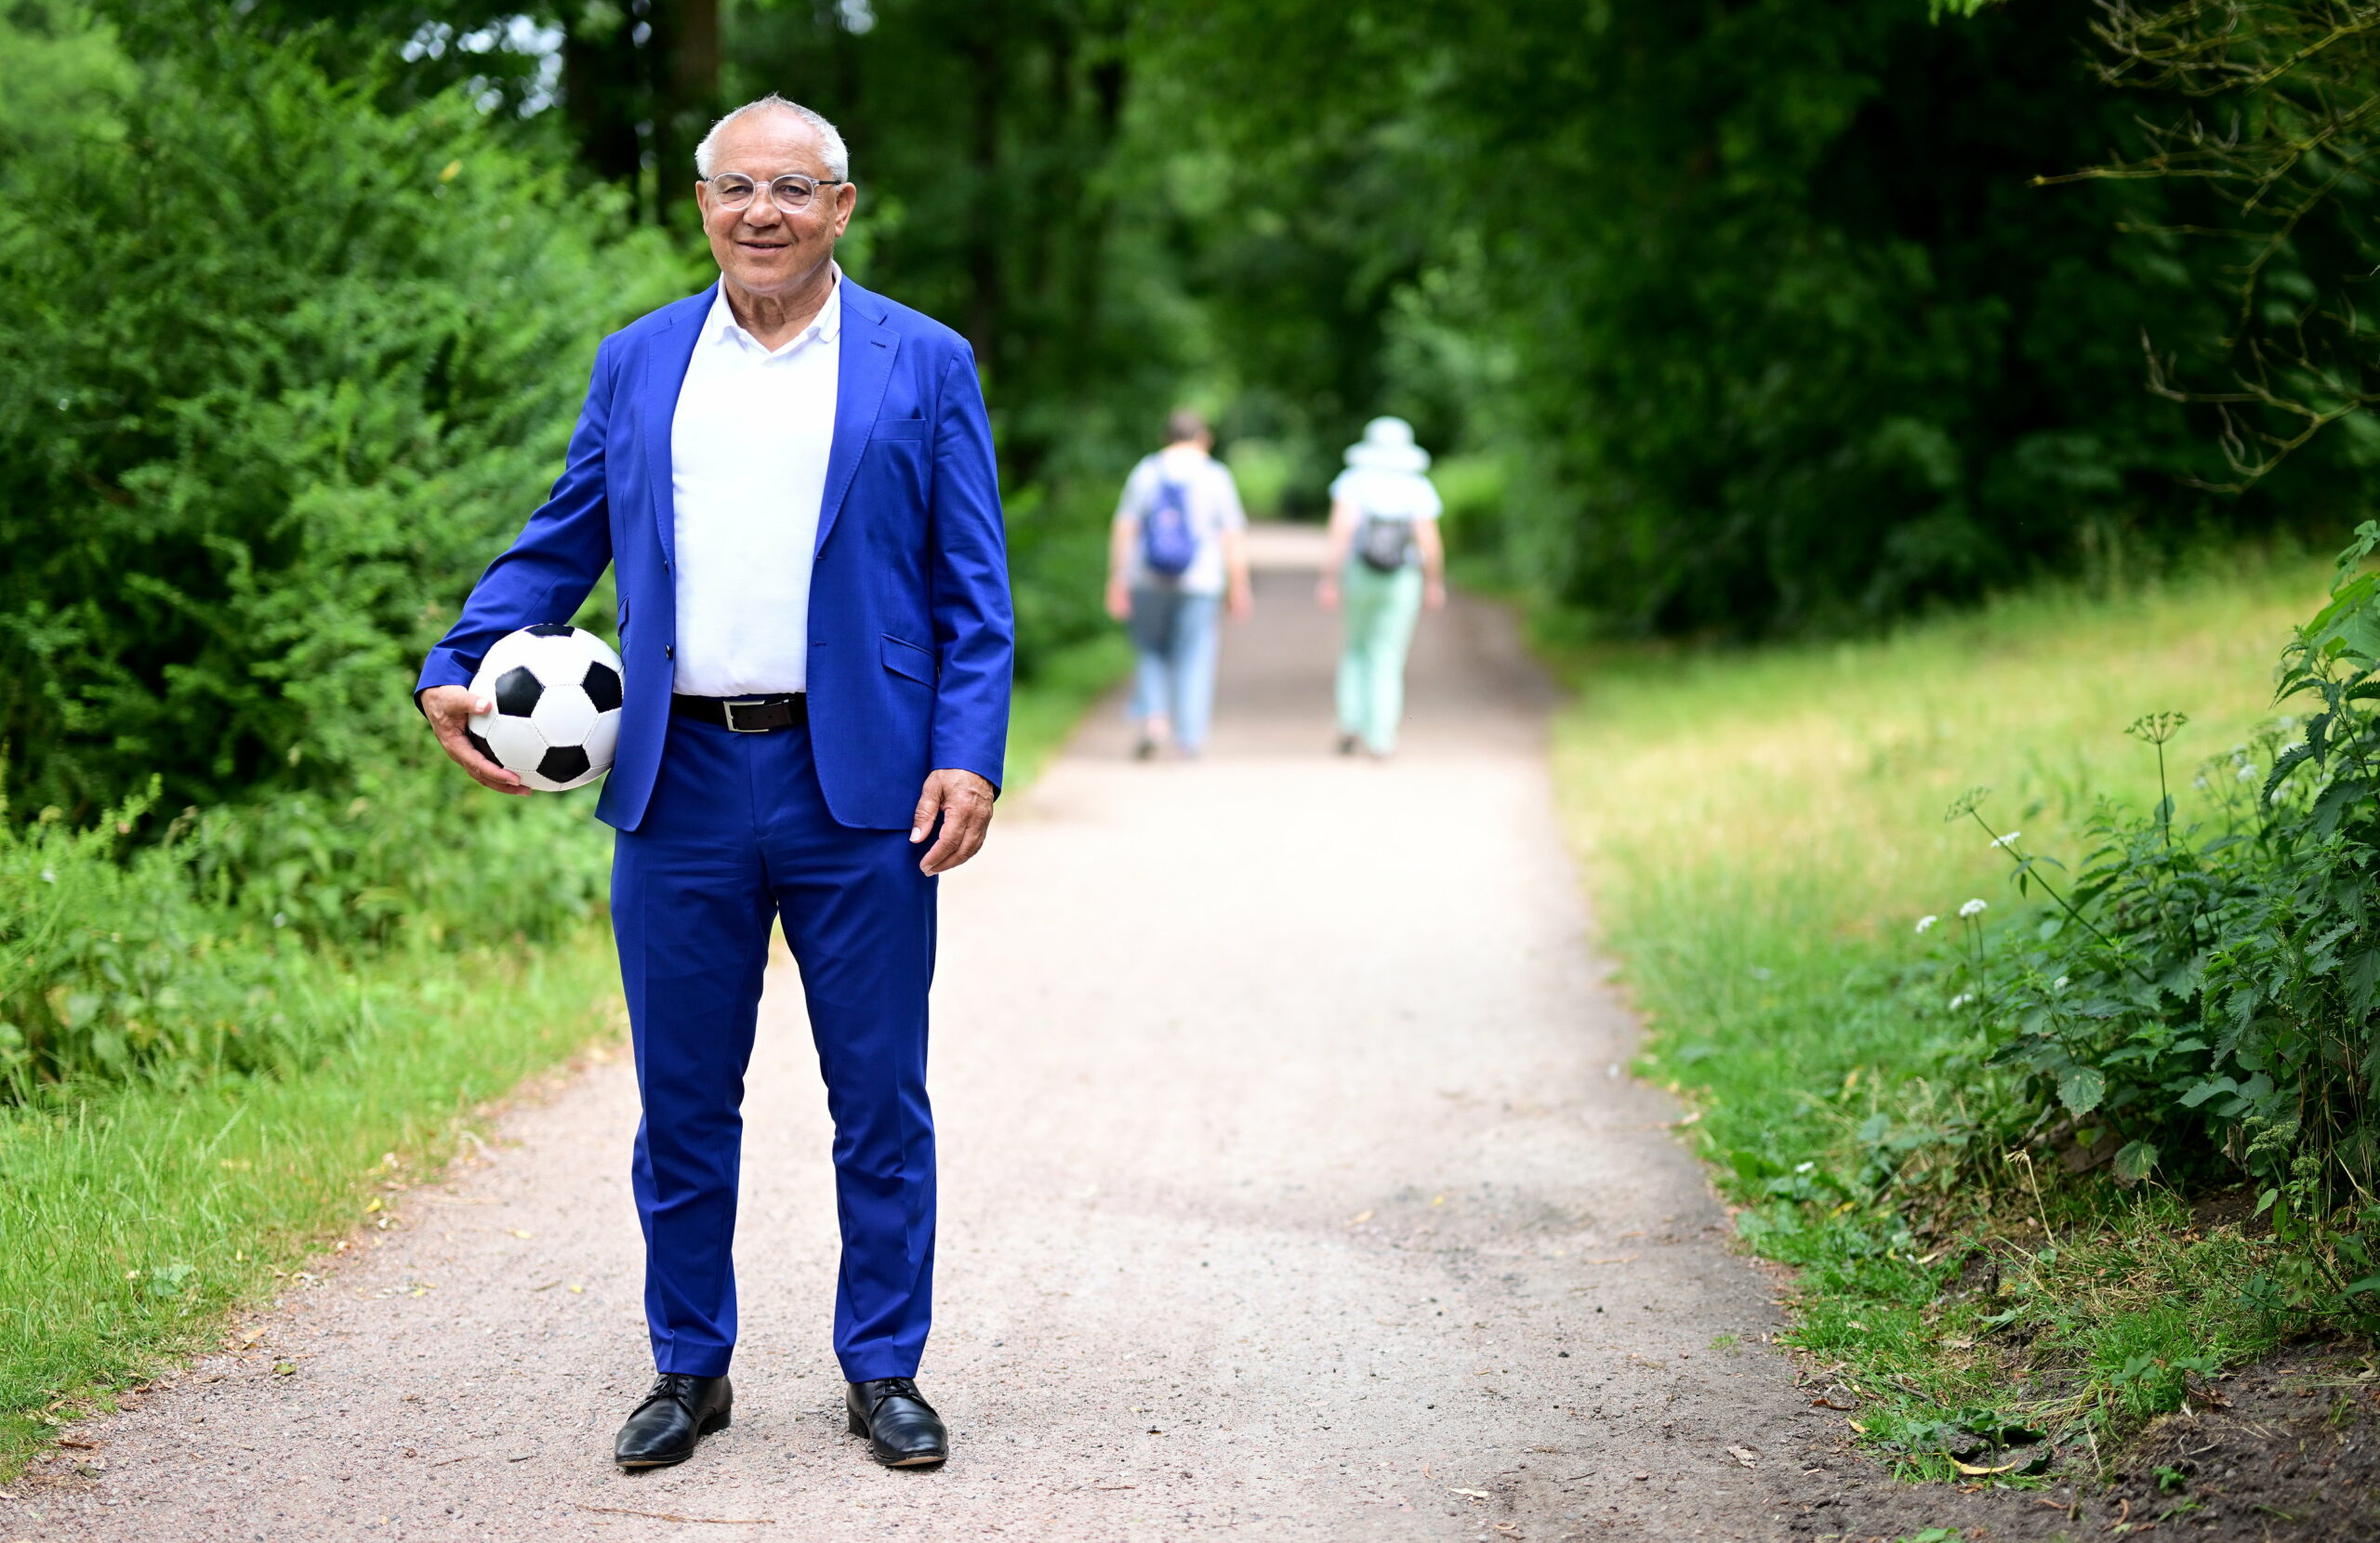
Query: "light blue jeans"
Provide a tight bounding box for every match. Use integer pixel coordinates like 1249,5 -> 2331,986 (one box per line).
1127,587 -> 1223,752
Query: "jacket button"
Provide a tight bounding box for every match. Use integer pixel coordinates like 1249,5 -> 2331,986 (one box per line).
664,644 -> 674,659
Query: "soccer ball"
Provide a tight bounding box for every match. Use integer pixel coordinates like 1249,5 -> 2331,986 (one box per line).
465,624 -> 625,792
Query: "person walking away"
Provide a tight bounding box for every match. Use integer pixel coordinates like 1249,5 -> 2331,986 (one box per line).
416,95 -> 1011,1475
1104,410 -> 1252,759
1316,416 -> 1446,758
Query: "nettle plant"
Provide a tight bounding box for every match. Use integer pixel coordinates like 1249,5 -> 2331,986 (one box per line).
1926,526 -> 2380,1273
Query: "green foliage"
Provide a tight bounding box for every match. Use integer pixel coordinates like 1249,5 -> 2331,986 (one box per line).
1552,547 -> 2361,1469
1155,1 -> 2380,634
0,769 -> 607,1093
1926,526 -> 2380,1258
0,6 -> 685,821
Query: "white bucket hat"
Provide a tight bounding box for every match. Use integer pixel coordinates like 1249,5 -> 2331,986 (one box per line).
1342,415 -> 1432,475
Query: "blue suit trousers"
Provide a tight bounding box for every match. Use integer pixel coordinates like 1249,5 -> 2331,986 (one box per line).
612,716 -> 937,1382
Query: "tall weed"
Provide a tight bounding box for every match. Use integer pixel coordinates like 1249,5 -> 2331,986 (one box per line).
1911,524 -> 2380,1317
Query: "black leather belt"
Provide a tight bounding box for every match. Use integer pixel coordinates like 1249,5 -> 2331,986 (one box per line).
671,692 -> 808,732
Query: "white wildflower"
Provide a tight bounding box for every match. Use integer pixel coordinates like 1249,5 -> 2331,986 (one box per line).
39,868 -> 56,884
272,912 -> 288,929
2193,776 -> 2209,790
1990,831 -> 2022,850
2053,976 -> 2069,990
1915,915 -> 1939,934
1793,1161 -> 1816,1175
1959,898 -> 1988,917
1949,993 -> 1973,1010
2238,764 -> 2257,782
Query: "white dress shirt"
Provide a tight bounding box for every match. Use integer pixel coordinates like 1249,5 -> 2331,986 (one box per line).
668,271 -> 842,696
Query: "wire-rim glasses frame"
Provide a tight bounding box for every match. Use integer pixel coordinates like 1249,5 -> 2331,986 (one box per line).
702,171 -> 849,214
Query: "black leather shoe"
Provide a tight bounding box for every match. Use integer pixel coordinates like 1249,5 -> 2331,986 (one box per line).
614,1373 -> 732,1468
846,1378 -> 947,1467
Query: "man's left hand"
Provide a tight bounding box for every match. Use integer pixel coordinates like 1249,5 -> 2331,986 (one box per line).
910,768 -> 998,875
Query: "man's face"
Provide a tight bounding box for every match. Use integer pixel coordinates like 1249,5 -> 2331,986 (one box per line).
695,112 -> 856,297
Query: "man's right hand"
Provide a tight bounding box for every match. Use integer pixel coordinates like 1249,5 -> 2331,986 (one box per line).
420,684 -> 531,796
1104,576 -> 1132,623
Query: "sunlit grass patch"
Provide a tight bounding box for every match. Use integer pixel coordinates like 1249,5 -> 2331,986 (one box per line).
1549,549 -> 2340,1475
0,930 -> 619,1473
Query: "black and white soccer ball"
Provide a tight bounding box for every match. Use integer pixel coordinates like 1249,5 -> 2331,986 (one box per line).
465,624 -> 625,792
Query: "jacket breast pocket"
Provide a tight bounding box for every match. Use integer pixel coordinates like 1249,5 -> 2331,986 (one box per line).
869,417 -> 930,442
881,633 -> 937,687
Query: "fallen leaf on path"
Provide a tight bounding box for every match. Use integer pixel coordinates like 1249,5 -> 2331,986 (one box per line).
1631,1472 -> 1649,1482
2183,1375 -> 2230,1409
56,1439 -> 97,1451
572,1504 -> 773,1525
528,1281 -> 560,1293
509,1229 -> 534,1239
1950,1455 -> 2025,1477
1726,1446 -> 1757,1469
1810,1397 -> 1856,1410
1347,1210 -> 1373,1226
1447,1488 -> 1488,1499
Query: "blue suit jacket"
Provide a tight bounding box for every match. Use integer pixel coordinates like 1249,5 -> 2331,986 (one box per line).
416,278 -> 1014,833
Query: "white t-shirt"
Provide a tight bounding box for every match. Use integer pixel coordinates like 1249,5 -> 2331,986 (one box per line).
1329,466 -> 1443,522
1116,446 -> 1248,596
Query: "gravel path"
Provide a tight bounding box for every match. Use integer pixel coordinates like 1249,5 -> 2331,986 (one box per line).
9,528 -> 1894,1541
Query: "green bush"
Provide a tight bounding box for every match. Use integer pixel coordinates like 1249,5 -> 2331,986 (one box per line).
1911,525 -> 2380,1301
0,765 -> 609,1094
0,3 -> 687,821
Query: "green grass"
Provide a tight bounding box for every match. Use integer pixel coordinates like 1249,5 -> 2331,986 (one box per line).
0,658 -> 1123,1473
0,932 -> 620,1466
1549,548 -> 2342,1477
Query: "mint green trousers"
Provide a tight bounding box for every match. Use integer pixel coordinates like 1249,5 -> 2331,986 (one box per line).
1336,560 -> 1423,753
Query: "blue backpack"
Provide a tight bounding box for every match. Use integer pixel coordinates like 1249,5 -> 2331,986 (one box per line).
1140,476 -> 1199,579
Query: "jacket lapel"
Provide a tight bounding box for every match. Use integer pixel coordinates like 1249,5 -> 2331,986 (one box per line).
815,280 -> 899,557
641,284 -> 713,570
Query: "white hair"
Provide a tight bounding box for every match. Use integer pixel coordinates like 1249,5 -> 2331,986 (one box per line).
694,95 -> 851,182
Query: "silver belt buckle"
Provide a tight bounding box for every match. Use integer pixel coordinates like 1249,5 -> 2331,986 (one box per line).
722,698 -> 769,732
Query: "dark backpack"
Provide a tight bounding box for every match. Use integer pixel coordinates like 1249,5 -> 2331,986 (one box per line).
1141,476 -> 1199,578
1355,514 -> 1415,573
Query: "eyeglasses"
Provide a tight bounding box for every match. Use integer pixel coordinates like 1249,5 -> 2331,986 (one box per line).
702,171 -> 847,214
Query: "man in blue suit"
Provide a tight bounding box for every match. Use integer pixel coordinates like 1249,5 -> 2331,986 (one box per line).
416,95 -> 1012,1473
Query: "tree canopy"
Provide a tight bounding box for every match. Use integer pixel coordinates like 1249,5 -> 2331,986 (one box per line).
8,0 -> 2380,814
